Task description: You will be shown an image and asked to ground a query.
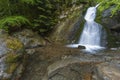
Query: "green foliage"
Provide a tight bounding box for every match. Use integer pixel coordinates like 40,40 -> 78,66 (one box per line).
20,0 -> 36,5
0,0 -> 84,35
0,16 -> 31,32
32,0 -> 59,34
0,0 -> 12,18
2,0 -> 120,35
32,0 -> 82,35
94,0 -> 120,16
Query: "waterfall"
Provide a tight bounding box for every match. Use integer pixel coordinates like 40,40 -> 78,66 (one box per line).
67,4 -> 105,53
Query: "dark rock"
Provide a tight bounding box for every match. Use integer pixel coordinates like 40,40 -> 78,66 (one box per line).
102,6 -> 120,28
78,45 -> 86,49
110,24 -> 120,33
101,7 -> 120,47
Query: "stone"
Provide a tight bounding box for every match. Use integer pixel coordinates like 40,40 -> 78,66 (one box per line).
0,33 -> 25,80
12,29 -> 46,49
95,62 -> 120,80
0,29 -> 7,35
46,60 -> 94,80
25,49 -> 36,55
78,45 -> 86,49
101,7 -> 120,47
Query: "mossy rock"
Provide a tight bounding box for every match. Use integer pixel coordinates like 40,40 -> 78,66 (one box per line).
6,37 -> 23,51
0,32 -> 25,80
5,53 -> 21,63
5,63 -> 18,74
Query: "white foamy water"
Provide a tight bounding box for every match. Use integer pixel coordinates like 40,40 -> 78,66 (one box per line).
67,4 -> 105,53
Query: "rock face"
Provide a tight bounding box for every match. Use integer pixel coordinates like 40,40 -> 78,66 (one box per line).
0,29 -> 25,80
102,7 -> 120,28
101,7 -> 120,47
50,5 -> 84,44
110,24 -> 120,37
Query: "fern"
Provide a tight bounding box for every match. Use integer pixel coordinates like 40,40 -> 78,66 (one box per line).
0,16 -> 31,32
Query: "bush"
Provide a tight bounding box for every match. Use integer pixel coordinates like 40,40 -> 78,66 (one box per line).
0,16 -> 31,33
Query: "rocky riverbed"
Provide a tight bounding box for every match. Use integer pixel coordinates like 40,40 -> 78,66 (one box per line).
21,44 -> 120,80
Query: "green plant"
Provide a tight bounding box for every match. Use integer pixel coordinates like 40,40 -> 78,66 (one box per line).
0,16 -> 31,32
95,0 -> 120,16
32,0 -> 59,34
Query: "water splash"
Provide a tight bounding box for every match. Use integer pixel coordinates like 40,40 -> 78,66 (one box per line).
67,4 -> 105,53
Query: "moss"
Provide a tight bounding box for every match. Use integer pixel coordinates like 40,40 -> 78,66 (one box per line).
5,63 -> 18,74
5,53 -> 21,63
5,53 -> 21,74
6,38 -> 23,50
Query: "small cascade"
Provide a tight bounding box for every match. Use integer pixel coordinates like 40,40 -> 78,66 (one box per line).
67,4 -> 105,53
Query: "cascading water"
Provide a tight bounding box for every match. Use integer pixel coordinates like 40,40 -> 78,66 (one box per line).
67,4 -> 105,53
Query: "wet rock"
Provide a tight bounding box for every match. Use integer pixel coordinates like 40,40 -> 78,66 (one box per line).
78,45 -> 86,49
12,29 -> 46,49
0,31 -> 25,80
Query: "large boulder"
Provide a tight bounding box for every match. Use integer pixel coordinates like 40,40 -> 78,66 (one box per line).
0,29 -> 25,80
